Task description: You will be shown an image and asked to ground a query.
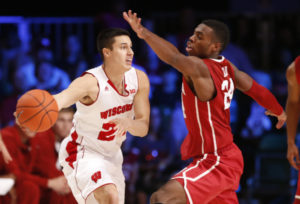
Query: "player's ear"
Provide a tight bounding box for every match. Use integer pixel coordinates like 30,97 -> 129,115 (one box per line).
213,42 -> 222,52
102,48 -> 111,57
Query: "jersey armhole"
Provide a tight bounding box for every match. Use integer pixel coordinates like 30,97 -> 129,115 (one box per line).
79,72 -> 100,106
203,61 -> 218,102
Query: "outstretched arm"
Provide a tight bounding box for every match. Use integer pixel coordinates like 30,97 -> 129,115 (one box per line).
286,59 -> 300,170
232,63 -> 286,129
123,10 -> 207,78
53,74 -> 98,110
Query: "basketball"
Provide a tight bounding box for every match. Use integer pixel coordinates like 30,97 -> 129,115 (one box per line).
16,89 -> 59,132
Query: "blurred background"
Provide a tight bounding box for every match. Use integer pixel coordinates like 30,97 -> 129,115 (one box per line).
0,0 -> 300,203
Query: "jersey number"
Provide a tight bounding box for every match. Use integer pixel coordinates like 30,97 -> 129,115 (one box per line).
98,123 -> 116,141
221,78 -> 234,110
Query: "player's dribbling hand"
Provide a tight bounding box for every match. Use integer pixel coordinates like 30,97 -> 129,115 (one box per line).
265,110 -> 287,129
287,143 -> 300,170
123,10 -> 145,39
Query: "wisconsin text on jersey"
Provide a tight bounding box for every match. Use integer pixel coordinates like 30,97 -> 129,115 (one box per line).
100,103 -> 134,119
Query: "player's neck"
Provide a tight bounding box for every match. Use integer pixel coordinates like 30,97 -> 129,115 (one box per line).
102,63 -> 126,93
103,63 -> 125,85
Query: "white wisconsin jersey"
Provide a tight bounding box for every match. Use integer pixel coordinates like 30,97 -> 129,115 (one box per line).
73,65 -> 138,157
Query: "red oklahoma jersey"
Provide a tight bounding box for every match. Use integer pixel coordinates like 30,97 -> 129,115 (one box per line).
181,56 -> 235,160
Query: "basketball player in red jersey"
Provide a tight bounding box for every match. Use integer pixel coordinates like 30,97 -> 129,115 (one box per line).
286,56 -> 300,204
124,10 -> 286,203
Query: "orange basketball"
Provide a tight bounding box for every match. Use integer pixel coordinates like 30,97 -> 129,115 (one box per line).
16,89 -> 59,132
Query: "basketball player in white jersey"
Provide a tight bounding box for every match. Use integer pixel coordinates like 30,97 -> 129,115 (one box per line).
53,28 -> 150,204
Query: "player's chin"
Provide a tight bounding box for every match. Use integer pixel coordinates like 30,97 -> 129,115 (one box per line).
124,64 -> 132,70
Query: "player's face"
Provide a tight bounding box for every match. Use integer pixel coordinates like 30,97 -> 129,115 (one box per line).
186,24 -> 217,58
52,111 -> 74,141
110,35 -> 134,70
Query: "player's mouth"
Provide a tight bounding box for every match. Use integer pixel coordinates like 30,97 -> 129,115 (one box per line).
126,58 -> 132,65
186,42 -> 192,52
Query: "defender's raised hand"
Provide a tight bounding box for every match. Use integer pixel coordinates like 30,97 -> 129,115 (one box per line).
123,10 -> 146,39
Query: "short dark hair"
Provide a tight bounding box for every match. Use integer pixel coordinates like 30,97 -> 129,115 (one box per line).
202,19 -> 230,53
96,28 -> 130,60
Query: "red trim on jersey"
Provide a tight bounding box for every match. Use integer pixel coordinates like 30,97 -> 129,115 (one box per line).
295,56 -> 300,84
74,145 -> 85,201
101,65 -> 130,96
79,72 -> 100,106
65,131 -> 79,168
107,79 -> 129,96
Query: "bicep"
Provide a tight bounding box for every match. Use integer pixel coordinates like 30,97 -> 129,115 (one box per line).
171,54 -> 207,77
233,66 -> 253,92
287,79 -> 300,103
54,74 -> 95,109
286,63 -> 300,103
133,71 -> 150,122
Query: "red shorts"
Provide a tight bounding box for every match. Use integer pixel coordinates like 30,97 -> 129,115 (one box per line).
172,143 -> 243,204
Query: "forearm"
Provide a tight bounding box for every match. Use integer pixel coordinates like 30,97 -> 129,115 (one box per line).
53,89 -> 76,110
244,80 -> 283,115
141,27 -> 181,67
286,100 -> 300,145
53,75 -> 95,110
127,119 -> 149,137
53,86 -> 83,110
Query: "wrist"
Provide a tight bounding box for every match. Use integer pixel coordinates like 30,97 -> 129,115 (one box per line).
47,179 -> 53,189
141,28 -> 150,40
287,140 -> 296,146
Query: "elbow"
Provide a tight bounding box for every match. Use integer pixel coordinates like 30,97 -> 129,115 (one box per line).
136,124 -> 149,137
130,118 -> 149,137
138,126 -> 149,137
168,53 -> 181,68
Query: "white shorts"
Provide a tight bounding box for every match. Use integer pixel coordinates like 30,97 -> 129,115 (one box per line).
59,135 -> 125,204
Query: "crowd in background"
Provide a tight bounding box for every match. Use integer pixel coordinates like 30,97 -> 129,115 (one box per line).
0,1 -> 300,203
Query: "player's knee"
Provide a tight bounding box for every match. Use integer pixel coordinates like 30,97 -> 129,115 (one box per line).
93,185 -> 119,204
150,180 -> 186,204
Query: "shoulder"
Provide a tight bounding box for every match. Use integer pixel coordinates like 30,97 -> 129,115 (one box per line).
286,61 -> 296,83
135,69 -> 150,92
135,69 -> 148,80
74,72 -> 98,85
